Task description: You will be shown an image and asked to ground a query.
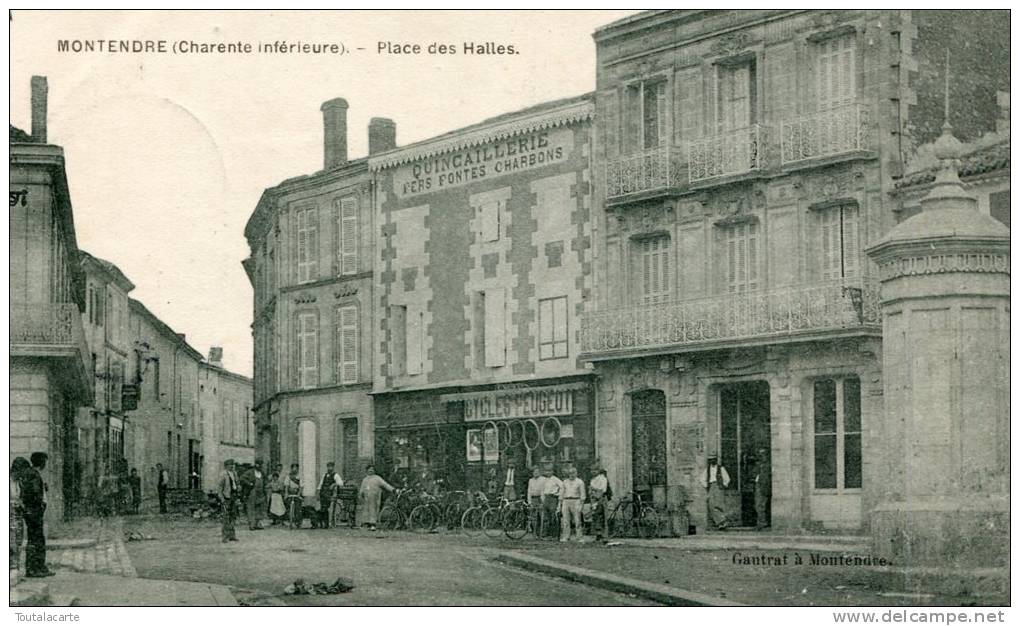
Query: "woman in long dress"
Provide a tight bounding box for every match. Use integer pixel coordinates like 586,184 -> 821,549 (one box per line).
267,472 -> 286,524
357,465 -> 394,530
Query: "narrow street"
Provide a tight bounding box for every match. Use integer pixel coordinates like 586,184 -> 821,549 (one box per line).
120,515 -> 654,606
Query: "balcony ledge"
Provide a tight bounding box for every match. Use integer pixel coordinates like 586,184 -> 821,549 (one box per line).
605,185 -> 689,207
779,149 -> 878,174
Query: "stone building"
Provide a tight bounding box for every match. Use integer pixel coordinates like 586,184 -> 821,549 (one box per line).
244,99 -> 387,497
126,299 -> 204,498
369,95 -> 596,492
582,9 -> 1009,534
199,348 -> 255,491
10,76 -> 93,524
76,251 -> 135,513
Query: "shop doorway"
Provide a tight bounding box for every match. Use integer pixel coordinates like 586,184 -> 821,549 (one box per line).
631,390 -> 667,505
718,381 -> 770,528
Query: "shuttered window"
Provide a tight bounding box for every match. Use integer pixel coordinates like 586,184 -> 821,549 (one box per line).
336,305 -> 358,384
765,43 -> 796,125
817,34 -> 855,110
675,67 -> 703,145
338,197 -> 358,275
538,296 -> 568,360
406,305 -> 424,375
483,288 -> 506,367
637,236 -> 671,304
813,377 -> 862,491
820,205 -> 860,280
717,63 -> 754,133
295,311 -> 318,389
726,222 -> 759,293
295,206 -> 318,284
625,81 -> 668,152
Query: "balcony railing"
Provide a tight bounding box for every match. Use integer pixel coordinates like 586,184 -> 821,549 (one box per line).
780,104 -> 869,165
688,124 -> 765,183
605,146 -> 686,200
580,279 -> 880,357
11,301 -> 93,383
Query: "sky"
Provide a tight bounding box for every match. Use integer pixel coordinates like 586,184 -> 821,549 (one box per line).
10,9 -> 638,377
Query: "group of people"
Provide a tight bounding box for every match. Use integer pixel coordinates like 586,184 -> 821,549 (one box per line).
9,453 -> 53,578
701,448 -> 771,531
510,461 -> 613,542
97,460 -> 143,517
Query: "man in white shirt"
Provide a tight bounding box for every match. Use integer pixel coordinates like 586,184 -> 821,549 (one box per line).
540,466 -> 563,539
526,467 -> 545,535
699,454 -> 731,530
502,458 -> 520,501
588,465 -> 612,542
560,465 -> 586,542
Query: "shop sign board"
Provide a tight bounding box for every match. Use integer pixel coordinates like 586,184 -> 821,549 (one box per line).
463,387 -> 573,422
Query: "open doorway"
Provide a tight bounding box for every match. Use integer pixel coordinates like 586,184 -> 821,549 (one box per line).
718,381 -> 770,528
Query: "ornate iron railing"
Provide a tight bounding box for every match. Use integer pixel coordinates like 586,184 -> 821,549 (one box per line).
780,104 -> 869,165
604,146 -> 686,199
687,124 -> 765,183
580,279 -> 880,356
11,301 -> 92,376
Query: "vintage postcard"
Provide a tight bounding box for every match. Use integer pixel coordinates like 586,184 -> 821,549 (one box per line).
8,8 -> 1010,616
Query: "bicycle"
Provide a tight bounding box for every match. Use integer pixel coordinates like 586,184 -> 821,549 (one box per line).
439,490 -> 472,531
459,491 -> 491,537
479,496 -> 513,538
407,492 -> 443,533
377,488 -> 415,531
500,498 -> 537,540
607,492 -> 660,539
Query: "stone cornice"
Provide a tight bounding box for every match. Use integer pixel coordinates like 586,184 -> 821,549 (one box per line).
368,100 -> 593,171
873,250 -> 1010,282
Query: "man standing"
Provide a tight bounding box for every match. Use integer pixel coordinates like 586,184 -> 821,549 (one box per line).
129,468 -> 142,514
540,465 -> 563,540
560,465 -> 586,542
284,463 -> 303,529
501,458 -> 521,501
700,454 -> 731,530
317,461 -> 343,529
754,446 -> 771,531
218,459 -> 240,542
156,463 -> 169,514
21,452 -> 53,577
526,466 -> 545,536
243,460 -> 267,531
589,465 -> 612,542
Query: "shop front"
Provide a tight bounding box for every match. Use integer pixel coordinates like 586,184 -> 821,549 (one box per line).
374,377 -> 596,495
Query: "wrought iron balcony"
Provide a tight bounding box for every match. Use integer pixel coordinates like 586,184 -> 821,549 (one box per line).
687,124 -> 766,183
780,104 -> 869,165
604,146 -> 686,201
580,279 -> 880,359
11,301 -> 93,396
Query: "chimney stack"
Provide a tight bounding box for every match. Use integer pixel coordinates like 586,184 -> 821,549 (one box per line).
368,117 -> 397,155
31,76 -> 48,143
321,98 -> 349,169
208,347 -> 224,367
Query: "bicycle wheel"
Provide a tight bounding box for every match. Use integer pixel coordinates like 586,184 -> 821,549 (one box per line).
408,505 -> 436,533
637,506 -> 660,538
461,506 -> 484,537
481,507 -> 504,538
607,501 -> 629,539
442,503 -> 463,530
378,505 -> 404,531
503,504 -> 529,540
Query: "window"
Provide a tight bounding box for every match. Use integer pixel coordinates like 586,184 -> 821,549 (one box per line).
816,34 -> 856,111
336,305 -> 358,384
636,236 -> 671,304
295,206 -> 319,284
483,288 -> 506,367
297,419 -> 317,497
624,80 -> 668,152
813,377 -> 862,491
479,199 -> 502,242
538,296 -> 569,360
295,311 -> 318,389
337,197 -> 358,275
819,205 -> 860,280
675,67 -> 703,144
717,62 -> 756,133
725,222 -> 759,293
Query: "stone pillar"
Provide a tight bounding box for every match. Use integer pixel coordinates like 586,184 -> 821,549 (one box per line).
866,126 -> 1009,567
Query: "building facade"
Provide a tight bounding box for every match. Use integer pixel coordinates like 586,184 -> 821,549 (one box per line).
369,96 -> 597,492
582,9 -> 1009,533
10,76 -> 93,524
199,348 -> 255,491
76,251 -> 135,512
244,100 -> 387,497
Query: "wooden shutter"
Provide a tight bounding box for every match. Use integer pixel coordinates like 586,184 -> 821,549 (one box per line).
675,67 -> 704,145
298,312 -> 318,388
727,223 -> 758,293
841,205 -> 859,279
602,89 -> 620,159
655,81 -> 668,148
639,237 -> 670,304
406,305 -> 423,375
765,43 -> 796,125
339,197 -> 358,275
624,85 -> 642,153
339,305 -> 358,383
818,35 -> 855,110
484,288 -> 506,367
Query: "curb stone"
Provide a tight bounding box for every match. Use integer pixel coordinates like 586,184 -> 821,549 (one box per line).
494,551 -> 744,606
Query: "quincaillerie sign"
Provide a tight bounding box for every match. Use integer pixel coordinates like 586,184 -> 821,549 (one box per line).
393,128 -> 573,199
462,387 -> 573,422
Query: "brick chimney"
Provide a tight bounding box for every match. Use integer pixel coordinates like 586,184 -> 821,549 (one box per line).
31,76 -> 48,143
369,117 -> 397,155
208,347 -> 223,367
321,98 -> 349,169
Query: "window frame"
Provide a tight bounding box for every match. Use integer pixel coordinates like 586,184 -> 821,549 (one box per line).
294,205 -> 319,284
295,310 -> 319,389
538,296 -> 569,361
336,303 -> 359,384
337,196 -> 358,276
818,203 -> 860,281
811,375 -> 863,494
633,233 -> 672,304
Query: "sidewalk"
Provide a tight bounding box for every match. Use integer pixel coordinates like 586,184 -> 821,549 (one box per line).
43,570 -> 238,606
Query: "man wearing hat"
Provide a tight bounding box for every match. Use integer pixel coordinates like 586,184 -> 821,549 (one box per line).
699,453 -> 731,530
588,463 -> 613,542
753,446 -> 771,530
218,459 -> 240,542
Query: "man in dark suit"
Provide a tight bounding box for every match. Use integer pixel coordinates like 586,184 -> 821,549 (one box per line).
21,452 -> 53,577
218,459 -> 240,542
156,463 -> 169,514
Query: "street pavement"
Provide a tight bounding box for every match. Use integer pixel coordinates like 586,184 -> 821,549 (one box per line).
121,515 -> 655,606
